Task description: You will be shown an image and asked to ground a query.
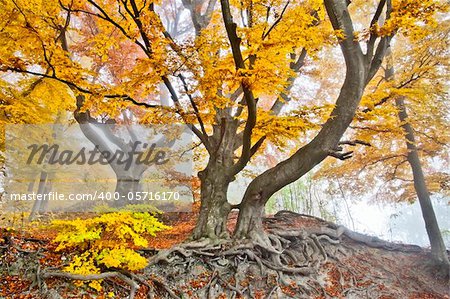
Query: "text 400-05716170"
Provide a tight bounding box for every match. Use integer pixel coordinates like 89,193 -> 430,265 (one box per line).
96,191 -> 181,201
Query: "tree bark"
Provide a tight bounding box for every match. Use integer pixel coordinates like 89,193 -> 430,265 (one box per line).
398,99 -> 450,272
191,114 -> 237,240
74,96 -> 152,207
191,161 -> 232,240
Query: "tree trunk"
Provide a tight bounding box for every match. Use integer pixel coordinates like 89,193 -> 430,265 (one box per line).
29,171 -> 47,220
396,96 -> 450,272
234,192 -> 265,239
190,110 -> 238,240
191,163 -> 232,240
386,46 -> 449,273
114,175 -> 143,206
39,172 -> 54,213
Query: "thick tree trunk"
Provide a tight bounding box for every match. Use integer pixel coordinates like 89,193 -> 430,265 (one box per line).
115,177 -> 142,196
234,193 -> 265,239
191,109 -> 238,240
191,163 -> 232,240
395,96 -> 450,272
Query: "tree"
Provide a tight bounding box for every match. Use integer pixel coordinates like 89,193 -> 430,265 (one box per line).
0,0 -> 443,257
0,75 -> 74,215
74,95 -> 179,203
387,45 -> 449,273
317,19 -> 450,272
318,23 -> 450,203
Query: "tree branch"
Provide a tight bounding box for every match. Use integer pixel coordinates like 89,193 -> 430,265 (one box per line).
60,0 -> 208,147
249,136 -> 266,158
366,0 -> 386,62
237,0 -> 369,213
270,48 -> 307,115
262,0 -> 290,40
220,0 -> 257,176
328,150 -> 354,160
178,74 -> 210,148
338,140 -> 371,147
160,76 -> 211,148
328,140 -> 371,161
366,0 -> 393,84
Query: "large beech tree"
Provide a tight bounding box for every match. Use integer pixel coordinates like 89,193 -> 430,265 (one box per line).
0,0 -> 444,247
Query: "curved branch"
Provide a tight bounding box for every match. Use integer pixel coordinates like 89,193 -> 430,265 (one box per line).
178,74 -> 209,144
262,0 -> 290,40
236,0 -> 372,234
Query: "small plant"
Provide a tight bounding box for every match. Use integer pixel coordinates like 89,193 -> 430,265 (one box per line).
51,211 -> 170,291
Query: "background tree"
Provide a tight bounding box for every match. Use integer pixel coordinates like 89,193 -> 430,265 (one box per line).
387,44 -> 449,272
317,18 -> 450,272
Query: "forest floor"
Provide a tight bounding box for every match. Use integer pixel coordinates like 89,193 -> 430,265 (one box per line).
0,209 -> 449,299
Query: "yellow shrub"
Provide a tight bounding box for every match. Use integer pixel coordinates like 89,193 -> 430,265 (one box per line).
51,211 -> 170,291
96,248 -> 148,271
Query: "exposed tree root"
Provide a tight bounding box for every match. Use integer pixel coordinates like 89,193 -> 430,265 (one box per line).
149,228 -> 337,276
272,210 -> 424,252
141,212 -> 434,298
143,225 -> 347,297
40,271 -> 139,299
2,212 -> 440,298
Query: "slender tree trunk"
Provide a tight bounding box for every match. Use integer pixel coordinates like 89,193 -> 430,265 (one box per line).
39,172 -> 54,213
29,171 -> 47,220
338,180 -> 355,230
386,47 -> 449,273
396,96 -> 449,271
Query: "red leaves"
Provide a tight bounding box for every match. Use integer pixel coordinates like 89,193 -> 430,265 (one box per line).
0,276 -> 31,298
147,216 -> 195,249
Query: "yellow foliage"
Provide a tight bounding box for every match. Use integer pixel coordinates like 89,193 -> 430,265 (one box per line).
97,248 -> 148,270
51,211 -> 170,290
0,0 -> 446,206
316,20 -> 450,203
52,212 -> 170,251
377,0 -> 447,39
63,251 -> 103,291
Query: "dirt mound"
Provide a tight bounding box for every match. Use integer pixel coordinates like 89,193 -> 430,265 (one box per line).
1,211 -> 449,298
141,211 -> 449,298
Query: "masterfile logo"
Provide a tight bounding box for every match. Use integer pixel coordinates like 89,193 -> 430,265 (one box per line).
4,123 -> 194,213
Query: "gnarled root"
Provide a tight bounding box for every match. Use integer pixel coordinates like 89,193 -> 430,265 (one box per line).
145,212 -> 429,298
40,271 -> 139,299
148,228 -> 339,277
145,225 -> 345,298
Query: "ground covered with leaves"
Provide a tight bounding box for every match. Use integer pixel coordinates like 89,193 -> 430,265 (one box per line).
1,210 -> 449,299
